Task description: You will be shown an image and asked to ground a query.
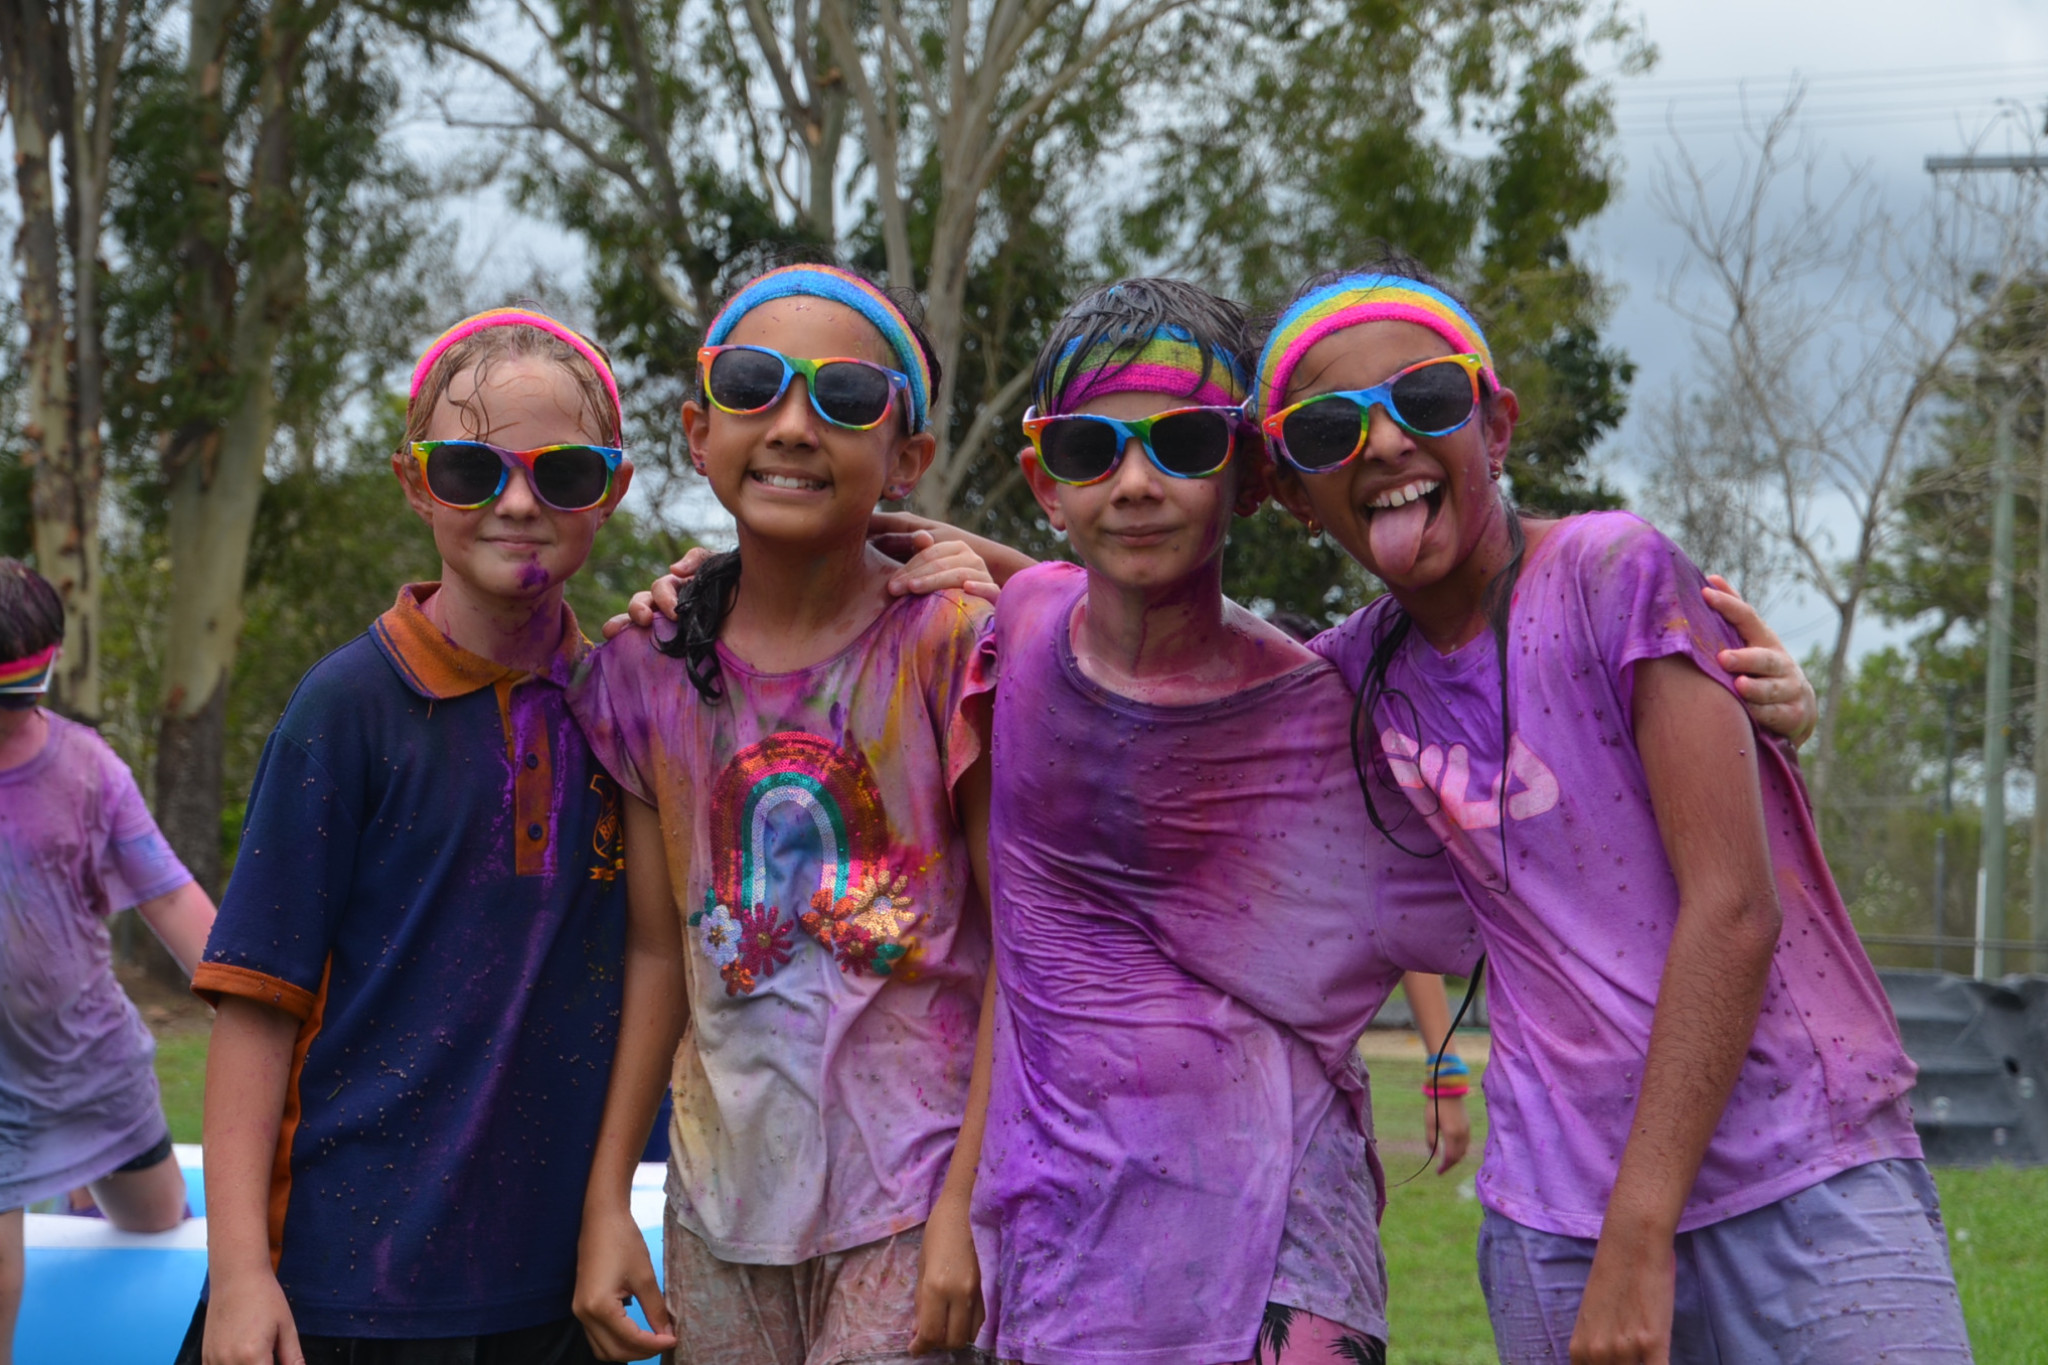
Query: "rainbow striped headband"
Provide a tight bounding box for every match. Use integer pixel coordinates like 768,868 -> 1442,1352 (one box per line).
703,265 -> 932,432
1255,275 -> 1495,416
1048,326 -> 1247,414
0,643 -> 58,696
410,308 -> 623,436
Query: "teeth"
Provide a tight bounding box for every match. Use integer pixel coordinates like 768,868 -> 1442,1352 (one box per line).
754,471 -> 827,491
1369,478 -> 1440,510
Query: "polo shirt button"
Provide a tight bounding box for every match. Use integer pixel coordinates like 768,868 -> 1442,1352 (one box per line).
527,823 -> 544,841
525,752 -> 540,770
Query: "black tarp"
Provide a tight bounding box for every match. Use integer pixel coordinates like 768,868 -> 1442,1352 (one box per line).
1880,969 -> 2048,1167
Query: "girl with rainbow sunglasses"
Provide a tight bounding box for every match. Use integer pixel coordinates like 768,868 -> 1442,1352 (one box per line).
569,262 -> 995,1365
1259,248 -> 1968,1364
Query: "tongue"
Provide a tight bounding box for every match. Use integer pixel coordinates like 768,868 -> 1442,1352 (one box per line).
1368,498 -> 1430,578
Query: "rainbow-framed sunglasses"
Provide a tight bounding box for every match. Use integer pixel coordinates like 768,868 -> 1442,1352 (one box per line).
409,440 -> 624,512
698,345 -> 911,431
1261,353 -> 1486,472
1021,404 -> 1246,486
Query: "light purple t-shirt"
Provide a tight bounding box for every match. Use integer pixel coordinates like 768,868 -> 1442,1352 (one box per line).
971,563 -> 1479,1365
572,591 -> 992,1263
0,711 -> 192,1208
1313,512 -> 1921,1239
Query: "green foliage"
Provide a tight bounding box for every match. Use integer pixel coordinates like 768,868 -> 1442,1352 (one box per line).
102,8 -> 443,479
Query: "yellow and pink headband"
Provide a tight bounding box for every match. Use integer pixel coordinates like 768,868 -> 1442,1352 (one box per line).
0,643 -> 58,696
1255,275 -> 1495,416
1047,326 -> 1248,414
410,308 -> 623,435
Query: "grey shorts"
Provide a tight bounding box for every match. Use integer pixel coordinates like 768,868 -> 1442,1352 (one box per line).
1477,1159 -> 1973,1364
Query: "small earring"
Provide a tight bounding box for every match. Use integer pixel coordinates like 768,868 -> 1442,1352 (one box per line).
1306,516 -> 1323,537
1489,466 -> 1503,482
884,484 -> 908,500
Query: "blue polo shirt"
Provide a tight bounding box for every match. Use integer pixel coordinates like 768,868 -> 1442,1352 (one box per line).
196,584 -> 627,1337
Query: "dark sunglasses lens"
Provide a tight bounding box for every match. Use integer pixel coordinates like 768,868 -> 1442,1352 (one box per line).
532,447 -> 613,509
1147,411 -> 1234,475
811,362 -> 895,427
424,442 -> 506,505
1280,398 -> 1366,470
1390,362 -> 1477,433
1038,418 -> 1121,483
707,349 -> 789,411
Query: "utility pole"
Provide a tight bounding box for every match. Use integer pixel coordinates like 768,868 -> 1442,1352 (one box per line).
2036,352 -> 2048,975
1925,149 -> 2048,979
1936,686 -> 1959,971
1980,393 -> 2018,981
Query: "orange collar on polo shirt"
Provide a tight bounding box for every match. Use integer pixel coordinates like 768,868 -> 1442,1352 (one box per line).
371,582 -> 589,878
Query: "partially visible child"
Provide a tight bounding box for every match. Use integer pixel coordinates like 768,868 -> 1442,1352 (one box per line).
569,263 -> 992,1365
1260,251 -> 1966,1363
0,559 -> 214,1365
183,309 -> 635,1365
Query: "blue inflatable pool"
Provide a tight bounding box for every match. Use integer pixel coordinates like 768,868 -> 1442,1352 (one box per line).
17,1148 -> 669,1365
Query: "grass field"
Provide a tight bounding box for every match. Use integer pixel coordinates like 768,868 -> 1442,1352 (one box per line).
150,1016 -> 2044,1361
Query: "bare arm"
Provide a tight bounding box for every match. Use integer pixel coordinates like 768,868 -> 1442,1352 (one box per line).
200,997 -> 304,1365
1569,656 -> 1783,1365
1402,973 -> 1471,1174
573,795 -> 688,1361
912,749 -> 996,1355
136,880 -> 216,977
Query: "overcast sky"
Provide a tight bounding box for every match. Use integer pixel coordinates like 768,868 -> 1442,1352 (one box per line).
1579,0 -> 2048,653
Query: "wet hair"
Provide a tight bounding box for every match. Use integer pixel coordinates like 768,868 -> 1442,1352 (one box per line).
662,258 -> 943,703
0,559 -> 64,710
1029,277 -> 1250,416
406,309 -> 623,450
1263,250 -> 1524,879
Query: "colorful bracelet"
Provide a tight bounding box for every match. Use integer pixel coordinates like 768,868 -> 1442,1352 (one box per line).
1424,1052 -> 1470,1098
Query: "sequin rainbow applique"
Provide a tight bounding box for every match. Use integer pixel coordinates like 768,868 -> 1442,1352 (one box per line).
701,731 -> 918,994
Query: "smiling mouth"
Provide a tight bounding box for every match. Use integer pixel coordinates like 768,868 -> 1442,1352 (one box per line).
751,470 -> 829,492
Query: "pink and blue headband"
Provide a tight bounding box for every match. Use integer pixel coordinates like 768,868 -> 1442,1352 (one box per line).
1255,275 -> 1495,416
703,265 -> 933,432
1048,326 -> 1248,414
0,643 -> 58,696
411,308 -> 623,436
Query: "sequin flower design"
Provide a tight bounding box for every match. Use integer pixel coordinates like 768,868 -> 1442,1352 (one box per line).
728,903 -> 795,996
690,891 -> 792,996
801,867 -> 919,978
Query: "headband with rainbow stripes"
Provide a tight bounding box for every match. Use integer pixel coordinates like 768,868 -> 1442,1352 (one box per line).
703,265 -> 932,432
1048,326 -> 1248,414
410,308 -> 623,437
0,643 -> 58,696
1255,275 -> 1495,416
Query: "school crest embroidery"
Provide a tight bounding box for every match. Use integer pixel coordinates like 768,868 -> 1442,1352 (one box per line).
588,774 -> 624,882
696,731 -> 919,995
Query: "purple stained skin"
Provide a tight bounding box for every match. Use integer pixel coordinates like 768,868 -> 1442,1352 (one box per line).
969,562 -> 1479,1365
1311,511 -> 1921,1241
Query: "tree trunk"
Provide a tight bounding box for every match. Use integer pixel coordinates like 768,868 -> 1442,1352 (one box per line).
150,0 -> 306,926
3,0 -> 101,720
1808,594 -> 1858,812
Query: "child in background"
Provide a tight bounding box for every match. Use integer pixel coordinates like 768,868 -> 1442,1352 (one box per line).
1260,251 -> 1968,1363
0,559 -> 215,1365
185,309 -> 635,1365
569,263 -> 992,1365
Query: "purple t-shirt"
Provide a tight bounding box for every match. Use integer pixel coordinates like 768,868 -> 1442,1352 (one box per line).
0,711 -> 191,1208
1313,512 -> 1921,1239
971,564 -> 1478,1365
